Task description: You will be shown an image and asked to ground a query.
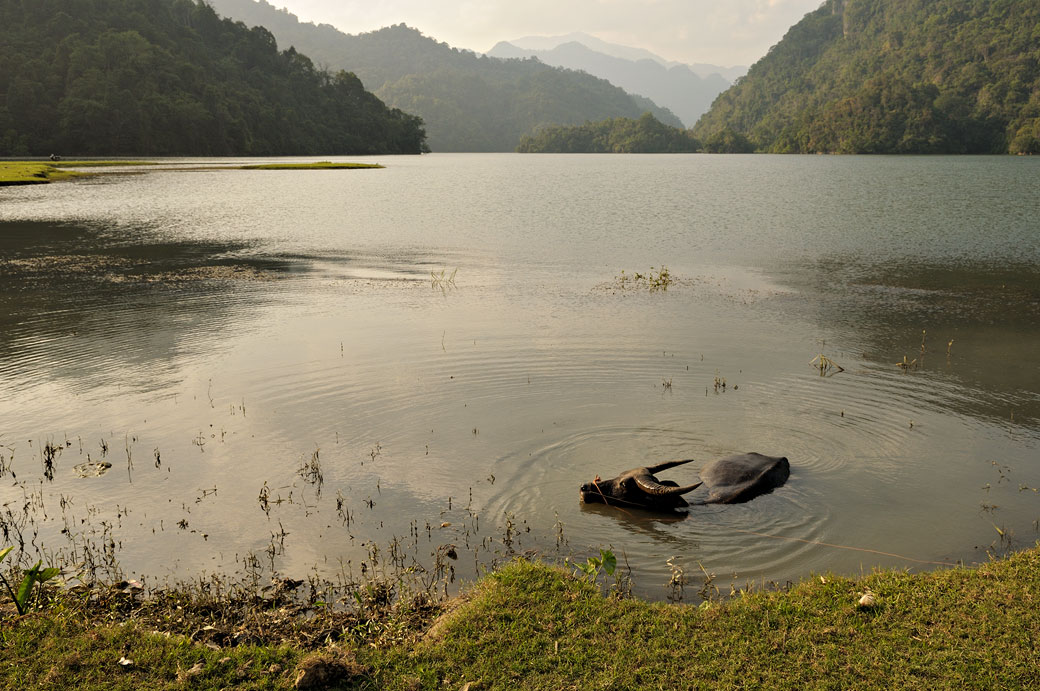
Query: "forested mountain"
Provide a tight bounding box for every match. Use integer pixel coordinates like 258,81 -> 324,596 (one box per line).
0,0 -> 426,156
693,0 -> 1040,154
488,40 -> 732,127
205,0 -> 684,151
517,112 -> 701,153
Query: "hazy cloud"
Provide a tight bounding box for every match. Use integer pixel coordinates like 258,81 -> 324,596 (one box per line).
269,0 -> 823,66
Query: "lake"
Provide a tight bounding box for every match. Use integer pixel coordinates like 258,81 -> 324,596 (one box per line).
1,153 -> 1038,600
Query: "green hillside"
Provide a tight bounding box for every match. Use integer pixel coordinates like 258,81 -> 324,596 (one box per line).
517,112 -> 701,153
206,0 -> 684,152
0,0 -> 426,156
693,0 -> 1040,154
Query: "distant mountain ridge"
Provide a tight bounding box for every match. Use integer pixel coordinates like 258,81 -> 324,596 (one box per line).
500,32 -> 747,82
694,0 -> 1040,154
488,40 -> 733,127
206,0 -> 684,151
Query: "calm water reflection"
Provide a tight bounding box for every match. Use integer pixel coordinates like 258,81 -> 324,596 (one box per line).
0,154 -> 1037,598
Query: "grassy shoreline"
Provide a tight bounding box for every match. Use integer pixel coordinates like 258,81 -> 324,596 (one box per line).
0,162 -> 85,185
2,545 -> 1038,689
0,160 -> 381,185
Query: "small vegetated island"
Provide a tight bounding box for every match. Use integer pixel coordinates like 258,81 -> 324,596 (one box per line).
517,112 -> 702,153
693,0 -> 1040,154
0,0 -> 428,156
0,160 -> 160,186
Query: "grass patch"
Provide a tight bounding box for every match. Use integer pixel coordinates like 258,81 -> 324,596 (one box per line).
3,547 -> 1039,689
0,162 -> 84,186
381,548 -> 1040,689
1,160 -> 380,185
0,609 -> 304,689
238,161 -> 384,170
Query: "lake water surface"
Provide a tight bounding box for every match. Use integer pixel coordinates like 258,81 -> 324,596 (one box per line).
1,154 -> 1038,599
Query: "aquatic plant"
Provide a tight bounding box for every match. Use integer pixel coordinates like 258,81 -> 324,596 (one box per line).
896,355 -> 919,372
430,268 -> 458,290
0,546 -> 60,615
612,266 -> 674,291
810,353 -> 845,376
666,556 -> 687,602
810,340 -> 845,376
569,548 -> 616,585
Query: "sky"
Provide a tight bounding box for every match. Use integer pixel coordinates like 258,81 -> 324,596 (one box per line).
265,0 -> 826,67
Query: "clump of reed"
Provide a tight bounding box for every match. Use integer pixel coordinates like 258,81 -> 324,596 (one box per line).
612,266 -> 674,292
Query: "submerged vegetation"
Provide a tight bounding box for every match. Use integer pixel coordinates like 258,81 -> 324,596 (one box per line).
48,160 -> 158,167
3,547 -> 1040,688
239,161 -> 384,170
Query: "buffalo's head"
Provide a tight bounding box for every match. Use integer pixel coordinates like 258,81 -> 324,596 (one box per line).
579,459 -> 702,511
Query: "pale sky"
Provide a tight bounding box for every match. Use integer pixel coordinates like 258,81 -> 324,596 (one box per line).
267,0 -> 826,67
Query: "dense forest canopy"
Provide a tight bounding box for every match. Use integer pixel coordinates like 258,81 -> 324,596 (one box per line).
517,112 -> 701,153
0,0 -> 427,156
693,0 -> 1040,154
206,0 -> 684,152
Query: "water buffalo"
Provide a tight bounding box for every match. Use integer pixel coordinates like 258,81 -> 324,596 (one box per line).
579,453 -> 789,512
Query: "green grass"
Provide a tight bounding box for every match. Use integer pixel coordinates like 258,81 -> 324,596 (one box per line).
1,160 -> 380,186
385,551 -> 1040,689
3,547 -> 1039,689
0,162 -> 84,185
238,161 -> 384,170
0,608 -> 302,689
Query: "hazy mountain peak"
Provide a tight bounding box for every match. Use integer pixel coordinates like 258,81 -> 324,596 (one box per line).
488,37 -> 738,127
504,31 -> 670,65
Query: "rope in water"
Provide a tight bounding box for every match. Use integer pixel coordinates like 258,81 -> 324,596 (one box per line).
723,527 -> 961,567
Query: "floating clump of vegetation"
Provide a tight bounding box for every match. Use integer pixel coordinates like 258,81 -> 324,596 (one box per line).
611,266 -> 674,292
238,161 -> 384,170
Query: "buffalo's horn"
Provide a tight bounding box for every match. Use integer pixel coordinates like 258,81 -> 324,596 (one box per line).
633,472 -> 703,496
645,458 -> 697,474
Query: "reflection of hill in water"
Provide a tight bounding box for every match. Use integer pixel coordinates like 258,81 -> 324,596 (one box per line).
775,257 -> 1040,430
0,221 -> 294,396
